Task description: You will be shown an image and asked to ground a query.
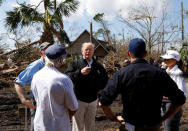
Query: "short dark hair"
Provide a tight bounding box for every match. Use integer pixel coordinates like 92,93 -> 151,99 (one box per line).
130,51 -> 146,58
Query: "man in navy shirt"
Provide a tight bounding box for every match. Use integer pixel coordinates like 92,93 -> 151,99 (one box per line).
99,38 -> 186,131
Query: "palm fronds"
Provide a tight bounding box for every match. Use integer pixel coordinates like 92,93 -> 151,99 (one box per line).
5,3 -> 43,31
55,0 -> 79,18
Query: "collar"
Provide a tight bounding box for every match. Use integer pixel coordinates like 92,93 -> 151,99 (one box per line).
131,59 -> 148,64
82,57 -> 94,66
87,59 -> 93,67
166,65 -> 178,73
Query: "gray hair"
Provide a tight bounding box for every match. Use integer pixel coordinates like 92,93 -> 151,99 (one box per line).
45,55 -> 65,67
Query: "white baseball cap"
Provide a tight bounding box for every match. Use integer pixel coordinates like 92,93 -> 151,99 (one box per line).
160,50 -> 180,61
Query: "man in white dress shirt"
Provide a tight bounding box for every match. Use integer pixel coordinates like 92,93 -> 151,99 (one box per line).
31,43 -> 78,131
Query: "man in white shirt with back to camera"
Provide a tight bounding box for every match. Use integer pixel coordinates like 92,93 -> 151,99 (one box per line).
31,43 -> 78,131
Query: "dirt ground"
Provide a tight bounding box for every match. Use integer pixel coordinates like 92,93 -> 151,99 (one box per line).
0,81 -> 188,131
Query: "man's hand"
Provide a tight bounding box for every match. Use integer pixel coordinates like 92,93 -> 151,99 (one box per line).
14,83 -> 36,109
116,115 -> 125,123
98,102 -> 124,123
21,99 -> 36,109
163,96 -> 169,100
81,65 -> 91,75
68,110 -> 77,120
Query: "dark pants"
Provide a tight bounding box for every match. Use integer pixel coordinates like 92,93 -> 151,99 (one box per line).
134,124 -> 160,131
120,123 -> 160,131
162,103 -> 183,131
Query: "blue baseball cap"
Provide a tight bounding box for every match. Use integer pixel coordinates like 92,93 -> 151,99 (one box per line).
129,38 -> 146,53
45,43 -> 67,59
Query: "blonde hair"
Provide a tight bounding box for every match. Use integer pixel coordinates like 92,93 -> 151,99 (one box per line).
81,42 -> 95,51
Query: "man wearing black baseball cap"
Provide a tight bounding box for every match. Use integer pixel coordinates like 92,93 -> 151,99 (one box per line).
99,38 -> 186,131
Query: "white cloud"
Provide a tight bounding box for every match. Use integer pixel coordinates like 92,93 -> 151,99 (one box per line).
82,0 -> 170,20
27,0 -> 171,21
29,0 -> 45,13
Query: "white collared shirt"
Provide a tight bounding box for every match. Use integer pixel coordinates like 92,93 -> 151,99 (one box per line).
87,59 -> 93,67
31,66 -> 78,131
82,56 -> 93,67
166,65 -> 187,97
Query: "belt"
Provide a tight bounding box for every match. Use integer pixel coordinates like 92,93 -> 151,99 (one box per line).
134,123 -> 160,131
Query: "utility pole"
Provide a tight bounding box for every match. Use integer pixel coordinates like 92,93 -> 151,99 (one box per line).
161,24 -> 165,53
90,21 -> 93,43
181,2 -> 184,41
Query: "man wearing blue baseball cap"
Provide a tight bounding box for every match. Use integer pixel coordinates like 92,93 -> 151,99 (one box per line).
99,38 -> 186,131
31,43 -> 78,131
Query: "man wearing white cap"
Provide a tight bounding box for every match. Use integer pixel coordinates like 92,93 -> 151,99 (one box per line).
31,43 -> 78,131
161,50 -> 187,131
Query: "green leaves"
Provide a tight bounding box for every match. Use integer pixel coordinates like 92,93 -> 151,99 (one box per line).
180,42 -> 188,69
5,3 -> 43,31
55,0 -> 79,18
93,13 -> 104,22
5,0 -> 79,45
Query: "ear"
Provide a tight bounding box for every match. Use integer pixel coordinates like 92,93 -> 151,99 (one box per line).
144,51 -> 147,57
127,51 -> 131,57
40,50 -> 45,56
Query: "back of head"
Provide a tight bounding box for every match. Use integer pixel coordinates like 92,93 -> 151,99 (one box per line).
129,38 -> 146,58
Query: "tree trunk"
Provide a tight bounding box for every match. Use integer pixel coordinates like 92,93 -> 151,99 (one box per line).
40,25 -> 54,44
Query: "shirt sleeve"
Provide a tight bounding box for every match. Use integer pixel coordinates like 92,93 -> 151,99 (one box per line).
14,62 -> 41,87
63,77 -> 78,111
98,64 -> 109,90
66,61 -> 81,84
99,71 -> 120,106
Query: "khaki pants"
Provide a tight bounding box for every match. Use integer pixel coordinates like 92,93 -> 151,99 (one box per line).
72,99 -> 98,131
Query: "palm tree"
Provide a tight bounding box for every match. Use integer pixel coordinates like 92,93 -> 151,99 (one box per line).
5,0 -> 79,44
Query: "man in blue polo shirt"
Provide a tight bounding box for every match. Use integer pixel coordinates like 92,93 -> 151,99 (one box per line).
14,42 -> 52,131
99,38 -> 186,131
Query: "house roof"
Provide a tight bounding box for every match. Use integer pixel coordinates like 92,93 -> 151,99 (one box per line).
68,29 -> 109,54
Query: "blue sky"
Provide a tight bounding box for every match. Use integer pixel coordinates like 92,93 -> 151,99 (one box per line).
0,0 -> 188,50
